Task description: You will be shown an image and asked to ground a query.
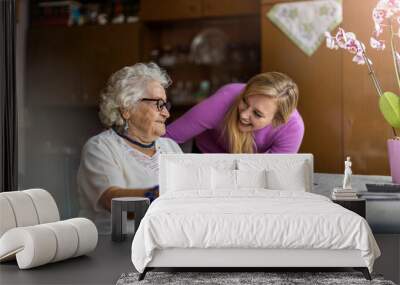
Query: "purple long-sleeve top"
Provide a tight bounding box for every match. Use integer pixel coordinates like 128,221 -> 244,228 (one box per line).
166,83 -> 305,153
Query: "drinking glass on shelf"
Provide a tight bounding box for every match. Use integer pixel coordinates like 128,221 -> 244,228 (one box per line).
159,45 -> 176,67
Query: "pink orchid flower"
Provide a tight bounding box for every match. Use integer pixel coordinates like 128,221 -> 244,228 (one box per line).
377,0 -> 400,11
374,23 -> 384,37
334,28 -> 347,48
326,0 -> 400,137
352,53 -> 367,65
345,38 -> 363,55
371,2 -> 400,51
373,8 -> 387,24
372,8 -> 387,37
370,37 -> 386,50
326,28 -> 367,65
372,0 -> 400,39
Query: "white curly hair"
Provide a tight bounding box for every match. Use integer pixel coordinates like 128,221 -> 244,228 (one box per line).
99,62 -> 171,128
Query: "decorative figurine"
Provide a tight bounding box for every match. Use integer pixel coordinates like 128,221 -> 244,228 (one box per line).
343,156 -> 352,190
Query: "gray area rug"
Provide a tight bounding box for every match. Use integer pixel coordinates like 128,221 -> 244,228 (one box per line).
116,272 -> 396,285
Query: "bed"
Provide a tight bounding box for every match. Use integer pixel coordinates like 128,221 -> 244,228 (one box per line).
131,154 -> 380,280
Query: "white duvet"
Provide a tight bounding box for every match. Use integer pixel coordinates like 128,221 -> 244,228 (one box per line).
131,190 -> 380,273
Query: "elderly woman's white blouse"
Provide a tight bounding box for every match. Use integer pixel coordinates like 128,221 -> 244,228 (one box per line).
77,129 -> 182,234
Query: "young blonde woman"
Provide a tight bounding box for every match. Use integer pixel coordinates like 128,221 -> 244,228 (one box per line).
166,72 -> 304,153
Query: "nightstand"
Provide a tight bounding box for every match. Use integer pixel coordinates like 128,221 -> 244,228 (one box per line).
111,197 -> 150,242
332,198 -> 366,218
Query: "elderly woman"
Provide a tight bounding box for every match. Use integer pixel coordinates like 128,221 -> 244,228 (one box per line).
77,63 -> 182,233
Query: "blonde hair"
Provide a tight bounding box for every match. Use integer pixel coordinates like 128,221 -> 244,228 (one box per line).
99,62 -> 171,128
223,72 -> 299,153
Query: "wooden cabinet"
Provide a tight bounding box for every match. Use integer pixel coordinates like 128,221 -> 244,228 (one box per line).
80,24 -> 140,106
261,0 -> 395,175
140,0 -> 259,21
141,17 -> 260,122
202,0 -> 259,17
27,23 -> 140,107
140,0 -> 202,21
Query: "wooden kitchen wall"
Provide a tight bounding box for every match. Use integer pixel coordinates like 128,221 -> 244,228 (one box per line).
342,0 -> 395,175
261,0 -> 397,175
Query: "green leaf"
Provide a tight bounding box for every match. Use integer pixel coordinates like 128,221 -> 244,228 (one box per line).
379,92 -> 400,128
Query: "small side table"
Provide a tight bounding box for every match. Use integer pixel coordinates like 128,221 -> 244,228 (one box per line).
332,198 -> 366,218
111,197 -> 150,242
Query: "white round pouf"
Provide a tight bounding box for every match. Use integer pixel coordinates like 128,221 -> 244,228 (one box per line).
24,189 -> 60,224
0,196 -> 17,237
0,192 -> 39,227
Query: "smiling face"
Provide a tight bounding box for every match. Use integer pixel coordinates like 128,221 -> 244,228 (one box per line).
122,81 -> 170,142
237,94 -> 278,132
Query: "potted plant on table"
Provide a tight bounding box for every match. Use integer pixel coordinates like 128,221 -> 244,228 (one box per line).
325,0 -> 400,183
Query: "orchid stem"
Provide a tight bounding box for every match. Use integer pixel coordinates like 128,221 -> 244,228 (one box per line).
362,52 -> 398,137
389,20 -> 400,91
388,20 -> 399,138
362,52 -> 383,96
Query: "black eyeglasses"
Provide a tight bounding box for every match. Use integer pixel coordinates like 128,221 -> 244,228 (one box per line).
141,98 -> 172,112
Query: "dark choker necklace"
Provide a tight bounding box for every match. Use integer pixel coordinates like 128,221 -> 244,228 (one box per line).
113,127 -> 155,149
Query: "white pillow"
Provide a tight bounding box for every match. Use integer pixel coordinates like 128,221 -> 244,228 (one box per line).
211,169 -> 268,191
212,168 -> 237,190
266,162 -> 308,191
238,159 -> 309,191
167,163 -> 212,192
237,169 -> 267,189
